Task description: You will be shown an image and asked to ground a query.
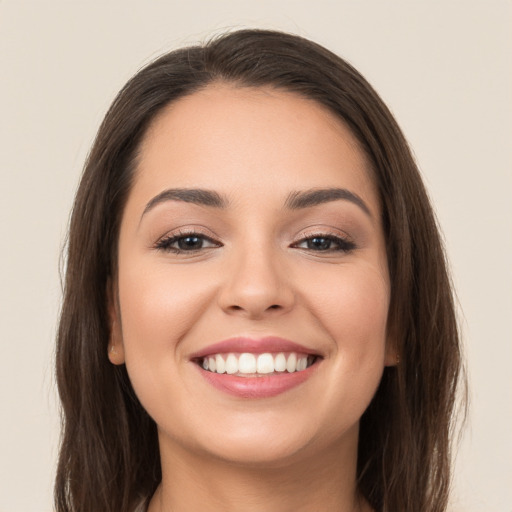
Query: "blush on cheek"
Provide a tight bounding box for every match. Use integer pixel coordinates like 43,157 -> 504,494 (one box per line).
119,262 -> 220,357
325,270 -> 388,327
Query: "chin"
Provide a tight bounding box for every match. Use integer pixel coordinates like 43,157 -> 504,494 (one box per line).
199,435 -> 314,468
173,413 -> 359,470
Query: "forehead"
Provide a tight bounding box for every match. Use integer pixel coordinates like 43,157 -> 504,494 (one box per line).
132,84 -> 379,215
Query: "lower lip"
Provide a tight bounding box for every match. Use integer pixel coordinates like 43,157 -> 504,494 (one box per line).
196,363 -> 318,398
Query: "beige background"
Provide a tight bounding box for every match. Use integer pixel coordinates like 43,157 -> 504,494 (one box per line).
1,1 -> 511,511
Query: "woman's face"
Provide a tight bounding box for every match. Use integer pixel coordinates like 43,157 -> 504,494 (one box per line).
110,84 -> 394,466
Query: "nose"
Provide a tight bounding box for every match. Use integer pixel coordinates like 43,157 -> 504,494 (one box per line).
217,246 -> 295,319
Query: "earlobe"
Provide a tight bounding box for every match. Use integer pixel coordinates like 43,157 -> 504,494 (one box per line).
384,328 -> 400,367
384,336 -> 401,367
384,351 -> 400,367
384,315 -> 400,367
384,347 -> 399,367
108,318 -> 126,365
108,346 -> 125,365
107,278 -> 126,365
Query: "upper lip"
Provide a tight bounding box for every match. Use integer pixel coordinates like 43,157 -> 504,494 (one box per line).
190,336 -> 322,360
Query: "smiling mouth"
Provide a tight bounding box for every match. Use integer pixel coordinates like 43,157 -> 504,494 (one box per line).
196,352 -> 319,377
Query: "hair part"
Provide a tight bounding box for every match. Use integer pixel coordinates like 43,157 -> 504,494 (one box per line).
55,29 -> 465,512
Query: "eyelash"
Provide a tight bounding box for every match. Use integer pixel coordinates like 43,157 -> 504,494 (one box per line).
154,230 -> 221,254
292,231 -> 356,253
154,230 -> 356,255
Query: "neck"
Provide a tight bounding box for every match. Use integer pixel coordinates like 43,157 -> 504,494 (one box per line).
148,426 -> 370,512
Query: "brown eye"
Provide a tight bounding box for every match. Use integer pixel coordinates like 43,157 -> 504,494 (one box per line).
155,233 -> 221,253
177,236 -> 204,250
294,234 -> 356,253
307,237 -> 333,251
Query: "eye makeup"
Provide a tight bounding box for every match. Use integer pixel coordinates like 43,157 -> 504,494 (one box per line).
153,227 -> 357,257
154,229 -> 222,254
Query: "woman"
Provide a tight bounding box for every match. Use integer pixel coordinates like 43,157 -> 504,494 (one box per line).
55,29 -> 464,512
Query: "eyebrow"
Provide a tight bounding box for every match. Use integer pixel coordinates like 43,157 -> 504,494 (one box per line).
142,188 -> 227,217
141,186 -> 371,220
284,188 -> 372,216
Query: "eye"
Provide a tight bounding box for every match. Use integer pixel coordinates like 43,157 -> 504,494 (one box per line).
293,233 -> 356,253
155,232 -> 221,254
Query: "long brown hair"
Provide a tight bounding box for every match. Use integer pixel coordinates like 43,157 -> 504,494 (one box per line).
55,29 -> 464,512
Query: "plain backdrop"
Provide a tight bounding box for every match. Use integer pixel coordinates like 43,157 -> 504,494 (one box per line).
1,1 -> 511,511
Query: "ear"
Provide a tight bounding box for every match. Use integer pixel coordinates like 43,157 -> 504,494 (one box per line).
384,343 -> 400,367
107,278 -> 125,365
383,321 -> 400,368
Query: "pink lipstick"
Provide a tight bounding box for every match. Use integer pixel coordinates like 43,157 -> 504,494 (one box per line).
191,337 -> 321,398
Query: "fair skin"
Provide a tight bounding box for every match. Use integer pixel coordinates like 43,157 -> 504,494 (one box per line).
109,84 -> 394,512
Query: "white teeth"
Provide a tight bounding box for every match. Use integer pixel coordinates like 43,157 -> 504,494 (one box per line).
238,353 -> 256,374
297,357 -> 307,371
256,353 -> 274,374
201,352 -> 316,375
286,353 -> 297,373
215,354 -> 226,374
225,353 -> 238,374
274,353 -> 287,372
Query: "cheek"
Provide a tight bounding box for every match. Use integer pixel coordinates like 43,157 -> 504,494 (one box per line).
117,261 -> 217,361
116,261 -> 221,422
302,262 -> 390,402
305,262 -> 389,347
